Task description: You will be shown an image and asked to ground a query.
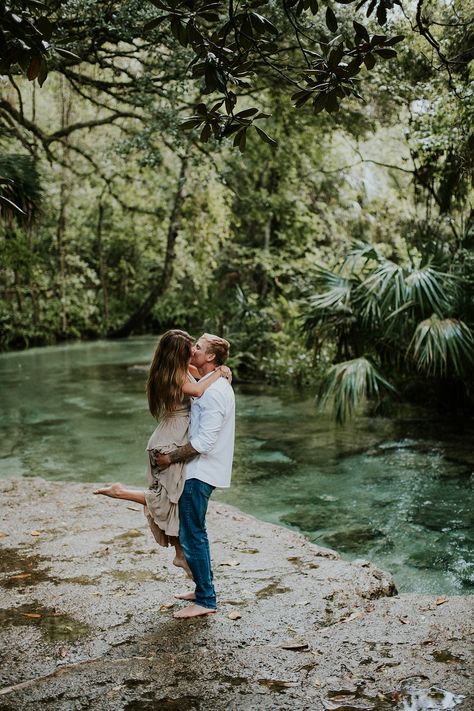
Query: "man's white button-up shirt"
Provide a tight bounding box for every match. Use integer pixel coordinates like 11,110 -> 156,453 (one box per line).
186,374 -> 235,488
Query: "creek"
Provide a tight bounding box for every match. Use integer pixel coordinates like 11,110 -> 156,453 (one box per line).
1,336 -> 472,595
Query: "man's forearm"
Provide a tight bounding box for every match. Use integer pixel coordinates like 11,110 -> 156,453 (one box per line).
169,442 -> 199,464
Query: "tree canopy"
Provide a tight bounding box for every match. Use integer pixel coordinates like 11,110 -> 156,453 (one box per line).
1,0 -> 471,149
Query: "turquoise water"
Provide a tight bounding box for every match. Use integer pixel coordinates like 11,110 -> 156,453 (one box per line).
0,337 -> 472,595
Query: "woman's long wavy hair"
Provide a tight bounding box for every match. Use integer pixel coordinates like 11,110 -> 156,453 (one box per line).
146,329 -> 194,419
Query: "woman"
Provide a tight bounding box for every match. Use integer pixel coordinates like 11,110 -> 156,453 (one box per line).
94,329 -> 231,576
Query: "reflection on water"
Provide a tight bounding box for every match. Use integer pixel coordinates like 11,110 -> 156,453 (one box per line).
0,337 -> 472,595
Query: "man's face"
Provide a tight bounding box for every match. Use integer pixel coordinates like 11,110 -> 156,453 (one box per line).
191,337 -> 214,369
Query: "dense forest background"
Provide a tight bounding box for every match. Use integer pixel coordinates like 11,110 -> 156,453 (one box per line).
1,0 -> 473,418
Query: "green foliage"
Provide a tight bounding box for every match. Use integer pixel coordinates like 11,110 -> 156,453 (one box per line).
317,356 -> 395,423
303,238 -> 474,419
1,0 -> 474,425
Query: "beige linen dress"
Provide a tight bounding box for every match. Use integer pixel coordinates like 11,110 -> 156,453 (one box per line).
143,399 -> 190,547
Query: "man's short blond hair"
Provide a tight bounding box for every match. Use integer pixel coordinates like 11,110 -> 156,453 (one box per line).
202,333 -> 230,365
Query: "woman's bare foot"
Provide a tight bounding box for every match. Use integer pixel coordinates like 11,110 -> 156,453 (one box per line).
173,556 -> 193,579
174,591 -> 196,601
93,483 -> 125,499
173,604 -> 216,619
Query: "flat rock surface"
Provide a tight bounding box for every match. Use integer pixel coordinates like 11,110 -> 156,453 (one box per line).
0,478 -> 472,711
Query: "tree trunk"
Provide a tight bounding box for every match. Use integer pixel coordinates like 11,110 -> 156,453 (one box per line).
109,154 -> 189,338
56,78 -> 72,335
97,199 -> 109,329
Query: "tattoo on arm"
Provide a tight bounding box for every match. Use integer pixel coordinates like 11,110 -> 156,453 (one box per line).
169,442 -> 199,464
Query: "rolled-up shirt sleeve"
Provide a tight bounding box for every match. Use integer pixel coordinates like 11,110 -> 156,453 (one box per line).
190,389 -> 226,454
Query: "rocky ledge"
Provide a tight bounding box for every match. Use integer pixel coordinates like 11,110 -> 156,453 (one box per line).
0,478 -> 472,711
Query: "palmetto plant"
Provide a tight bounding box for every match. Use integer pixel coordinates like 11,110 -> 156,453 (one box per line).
0,154 -> 42,226
302,241 -> 474,421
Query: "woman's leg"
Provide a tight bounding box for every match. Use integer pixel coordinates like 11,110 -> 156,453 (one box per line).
172,538 -> 193,579
93,484 -> 146,505
94,486 -> 193,579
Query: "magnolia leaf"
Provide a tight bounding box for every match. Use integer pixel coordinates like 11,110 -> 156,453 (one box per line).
255,126 -> 277,146
385,34 -> 405,46
200,123 -> 212,142
35,16 -> 54,39
27,55 -> 41,81
353,20 -> 370,42
143,16 -> 168,31
375,47 -> 397,59
364,53 -> 376,69
235,107 -> 259,119
325,7 -> 338,32
38,57 -> 48,87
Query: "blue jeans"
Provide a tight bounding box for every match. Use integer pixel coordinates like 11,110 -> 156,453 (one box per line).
179,478 -> 216,610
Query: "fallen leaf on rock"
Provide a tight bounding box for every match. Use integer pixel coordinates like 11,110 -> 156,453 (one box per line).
30,530 -> 41,536
258,679 -> 297,690
435,596 -> 448,606
280,641 -> 309,651
9,573 -> 32,581
220,560 -> 240,567
339,611 -> 364,624
159,603 -> 174,611
228,611 -> 242,620
321,699 -> 345,709
20,613 -> 41,619
126,506 -> 140,511
0,532 -> 9,538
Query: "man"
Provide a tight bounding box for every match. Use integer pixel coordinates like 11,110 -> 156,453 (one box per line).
155,333 -> 235,619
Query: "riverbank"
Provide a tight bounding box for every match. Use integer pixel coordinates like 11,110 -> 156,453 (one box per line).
0,478 -> 472,710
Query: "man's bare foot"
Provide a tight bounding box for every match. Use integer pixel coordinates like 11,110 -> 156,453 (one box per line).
173,557 -> 193,579
93,483 -> 125,498
174,591 -> 196,601
173,604 -> 216,619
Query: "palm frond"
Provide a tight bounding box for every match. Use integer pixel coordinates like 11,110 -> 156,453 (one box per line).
362,260 -> 407,313
409,315 -> 474,377
317,357 -> 396,424
0,154 -> 42,226
343,241 -> 382,270
405,266 -> 454,317
300,269 -> 353,336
